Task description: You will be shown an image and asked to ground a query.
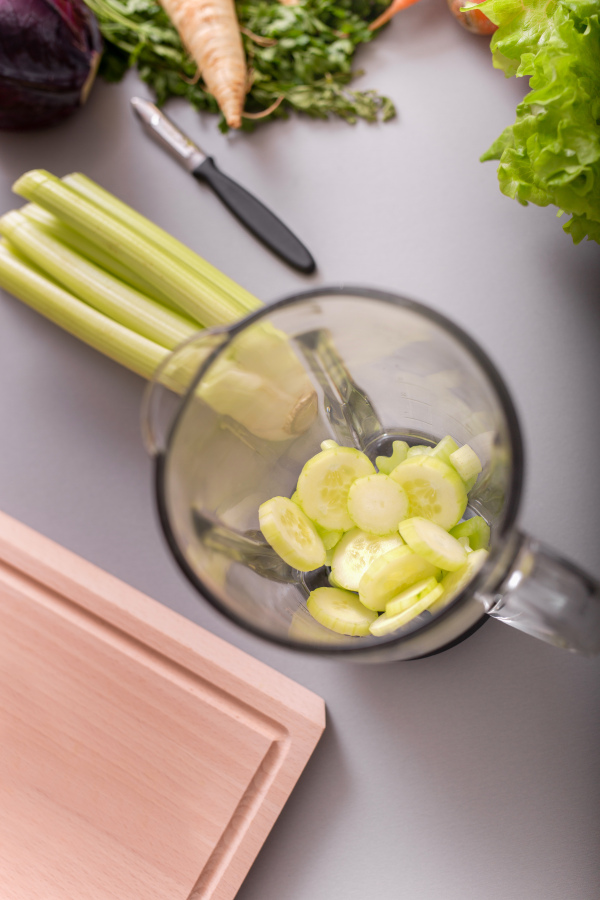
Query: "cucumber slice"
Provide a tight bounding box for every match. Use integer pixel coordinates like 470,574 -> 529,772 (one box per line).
296,446 -> 375,531
358,545 -> 441,611
347,473 -> 409,535
389,455 -> 467,530
259,496 -> 326,572
369,585 -> 442,636
430,435 -> 460,466
428,548 -> 489,614
399,516 -> 468,571
457,536 -> 473,553
376,440 -> 408,475
385,576 -> 439,616
331,528 -> 404,592
450,516 -> 490,550
307,586 -> 378,636
406,445 -> 432,458
449,444 -> 482,483
320,439 -> 339,451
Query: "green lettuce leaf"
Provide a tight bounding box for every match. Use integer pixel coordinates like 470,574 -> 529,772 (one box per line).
478,0 -> 600,245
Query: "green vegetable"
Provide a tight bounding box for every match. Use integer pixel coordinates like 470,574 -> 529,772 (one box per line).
307,586 -> 378,635
479,0 -> 600,245
259,496 -> 326,570
296,445 -> 376,531
0,240 -> 167,380
330,527 -> 404,590
399,516 -> 468,571
84,0 -> 395,130
260,436 -> 491,637
0,169 -> 318,441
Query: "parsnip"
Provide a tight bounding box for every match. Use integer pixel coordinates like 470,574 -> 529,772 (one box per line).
160,0 -> 247,128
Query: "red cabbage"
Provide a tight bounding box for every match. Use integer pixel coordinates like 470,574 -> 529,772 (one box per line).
0,0 -> 103,129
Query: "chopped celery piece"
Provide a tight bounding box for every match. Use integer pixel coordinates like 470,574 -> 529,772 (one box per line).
406,445 -> 432,457
399,516 -> 467,571
376,440 -> 408,474
307,587 -> 378,636
358,545 -> 440,611
314,523 -> 344,551
449,444 -> 482,482
347,473 -> 409,535
430,435 -> 460,466
389,455 -> 467,530
449,516 -> 491,551
259,496 -> 326,572
0,211 -> 196,351
296,446 -> 375,531
0,240 -> 166,380
331,528 -> 404,592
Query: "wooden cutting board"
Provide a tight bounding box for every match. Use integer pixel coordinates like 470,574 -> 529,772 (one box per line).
0,511 -> 325,900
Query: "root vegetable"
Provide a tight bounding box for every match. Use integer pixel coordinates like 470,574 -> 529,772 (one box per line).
159,0 -> 247,128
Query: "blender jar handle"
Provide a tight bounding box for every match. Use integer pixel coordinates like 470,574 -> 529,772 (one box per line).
478,533 -> 600,655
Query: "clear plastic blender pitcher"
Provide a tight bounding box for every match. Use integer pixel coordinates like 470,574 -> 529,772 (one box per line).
142,287 -> 600,660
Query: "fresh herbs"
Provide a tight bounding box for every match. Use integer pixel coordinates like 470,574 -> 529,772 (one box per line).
85,0 -> 395,129
479,0 -> 600,245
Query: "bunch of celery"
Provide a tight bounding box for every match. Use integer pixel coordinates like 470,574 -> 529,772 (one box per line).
0,170 -> 316,440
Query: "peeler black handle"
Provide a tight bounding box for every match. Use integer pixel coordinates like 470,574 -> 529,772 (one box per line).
192,156 -> 316,274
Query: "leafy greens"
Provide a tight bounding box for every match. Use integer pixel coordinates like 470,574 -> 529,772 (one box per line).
85,0 -> 395,130
479,0 -> 600,245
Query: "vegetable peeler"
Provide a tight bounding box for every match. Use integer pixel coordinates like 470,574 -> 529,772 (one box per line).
131,97 -> 315,274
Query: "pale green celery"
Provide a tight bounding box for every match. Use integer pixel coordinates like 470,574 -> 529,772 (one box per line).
63,173 -> 261,317
13,171 -> 249,327
0,211 -> 197,351
21,203 -> 193,317
0,240 -> 167,380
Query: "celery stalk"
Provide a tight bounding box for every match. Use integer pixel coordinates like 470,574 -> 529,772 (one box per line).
0,211 -> 197,351
12,171 -> 246,327
63,173 -> 261,317
21,203 -> 192,317
0,240 -> 167,380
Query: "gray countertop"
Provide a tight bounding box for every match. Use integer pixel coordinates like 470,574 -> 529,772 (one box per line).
1,5 -> 599,898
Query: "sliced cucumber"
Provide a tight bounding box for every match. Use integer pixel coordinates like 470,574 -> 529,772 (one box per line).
449,444 -> 482,483
428,548 -> 489,614
457,536 -> 473,553
347,473 -> 409,535
450,516 -> 490,551
259,496 -> 326,572
369,585 -> 442,637
430,435 -> 460,466
296,446 -> 375,531
358,545 -> 441,611
331,528 -> 404,592
385,576 -> 439,616
406,445 -> 432,458
320,439 -> 339,451
389,455 -> 467,530
399,516 -> 467,571
307,586 -> 378,636
376,440 -> 408,475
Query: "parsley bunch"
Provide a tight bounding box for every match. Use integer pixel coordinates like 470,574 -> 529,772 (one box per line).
85,0 -> 395,130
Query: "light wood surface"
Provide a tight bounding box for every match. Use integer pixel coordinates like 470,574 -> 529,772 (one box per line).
0,511 -> 325,900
